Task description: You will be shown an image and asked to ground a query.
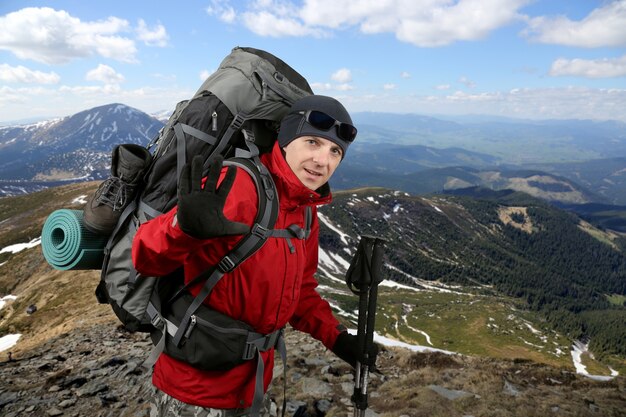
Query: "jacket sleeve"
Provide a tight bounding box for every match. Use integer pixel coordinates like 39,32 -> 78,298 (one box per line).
289,210 -> 344,350
131,168 -> 257,278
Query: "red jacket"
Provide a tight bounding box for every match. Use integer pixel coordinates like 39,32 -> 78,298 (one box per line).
132,142 -> 343,408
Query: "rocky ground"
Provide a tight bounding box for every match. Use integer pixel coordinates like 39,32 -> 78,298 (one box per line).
1,318 -> 625,417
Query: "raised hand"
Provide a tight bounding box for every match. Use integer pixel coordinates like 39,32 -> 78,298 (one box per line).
176,155 -> 250,239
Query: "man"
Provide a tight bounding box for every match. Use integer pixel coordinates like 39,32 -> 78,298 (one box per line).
132,95 -> 366,416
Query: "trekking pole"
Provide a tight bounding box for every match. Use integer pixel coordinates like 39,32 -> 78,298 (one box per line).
345,235 -> 386,417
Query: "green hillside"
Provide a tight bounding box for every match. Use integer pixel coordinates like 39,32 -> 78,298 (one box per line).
318,188 -> 626,366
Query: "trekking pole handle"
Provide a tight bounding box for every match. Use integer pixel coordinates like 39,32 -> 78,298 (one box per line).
349,235 -> 386,417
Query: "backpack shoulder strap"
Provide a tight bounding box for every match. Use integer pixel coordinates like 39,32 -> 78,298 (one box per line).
169,154 -> 279,347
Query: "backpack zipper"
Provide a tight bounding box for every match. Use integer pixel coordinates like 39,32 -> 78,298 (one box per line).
211,111 -> 218,131
184,315 -> 197,339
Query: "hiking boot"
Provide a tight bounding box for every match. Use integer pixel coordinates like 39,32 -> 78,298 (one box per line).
83,144 -> 152,235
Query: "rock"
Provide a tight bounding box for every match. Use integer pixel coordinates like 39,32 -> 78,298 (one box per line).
304,356 -> 328,367
299,343 -> 317,352
47,407 -> 63,416
286,400 -> 307,415
59,398 -> 77,408
315,399 -> 332,414
341,382 -> 353,395
503,380 -> 520,396
299,377 -> 332,396
75,381 -> 108,397
0,391 -> 18,407
61,376 -> 88,389
428,384 -> 475,401
102,357 -> 126,368
26,304 -> 37,314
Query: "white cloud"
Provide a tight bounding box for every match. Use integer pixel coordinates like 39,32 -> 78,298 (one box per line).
383,83 -> 396,90
550,55 -> 626,78
229,0 -> 530,46
336,83 -> 354,91
136,19 -> 169,47
85,64 -> 125,84
401,71 -> 411,79
459,76 -> 476,88
331,68 -> 352,83
310,82 -> 333,91
0,64 -> 60,84
206,0 -> 237,23
0,7 -> 137,64
310,82 -> 354,92
524,1 -> 626,48
242,10 -> 326,37
435,84 -> 451,90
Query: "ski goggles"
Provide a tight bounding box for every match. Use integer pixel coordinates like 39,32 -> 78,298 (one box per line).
299,110 -> 357,143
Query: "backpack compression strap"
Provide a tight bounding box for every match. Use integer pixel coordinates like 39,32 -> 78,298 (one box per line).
173,113 -> 250,182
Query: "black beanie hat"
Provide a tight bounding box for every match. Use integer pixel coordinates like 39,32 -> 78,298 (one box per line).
277,95 -> 355,157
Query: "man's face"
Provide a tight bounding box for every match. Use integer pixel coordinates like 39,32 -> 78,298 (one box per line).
283,136 -> 343,191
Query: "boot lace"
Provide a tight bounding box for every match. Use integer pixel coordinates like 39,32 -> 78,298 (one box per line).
94,177 -> 130,211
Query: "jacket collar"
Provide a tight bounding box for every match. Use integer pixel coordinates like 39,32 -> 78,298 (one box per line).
262,142 -> 333,210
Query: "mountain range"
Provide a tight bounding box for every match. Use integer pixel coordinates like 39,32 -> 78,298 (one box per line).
0,104 -> 163,193
1,102 -> 626,235
1,103 -> 624,199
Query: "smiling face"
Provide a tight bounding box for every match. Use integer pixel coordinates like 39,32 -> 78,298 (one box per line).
282,135 -> 343,191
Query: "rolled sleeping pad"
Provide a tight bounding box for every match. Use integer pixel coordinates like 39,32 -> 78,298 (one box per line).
41,209 -> 108,270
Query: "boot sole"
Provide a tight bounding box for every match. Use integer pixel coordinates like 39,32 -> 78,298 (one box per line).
82,216 -> 116,236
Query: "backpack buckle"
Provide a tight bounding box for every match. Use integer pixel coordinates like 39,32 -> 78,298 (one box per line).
230,114 -> 246,131
217,256 -> 236,273
241,129 -> 255,144
150,314 -> 163,329
242,342 -> 256,361
251,223 -> 270,239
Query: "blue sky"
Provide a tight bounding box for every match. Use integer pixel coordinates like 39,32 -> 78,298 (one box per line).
1,0 -> 625,123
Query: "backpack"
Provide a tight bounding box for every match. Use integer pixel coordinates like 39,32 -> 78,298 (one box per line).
93,47 -> 313,381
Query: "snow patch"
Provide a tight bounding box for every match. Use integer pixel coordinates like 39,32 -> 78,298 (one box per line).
0,334 -> 21,352
0,295 -> 17,310
72,195 -> 88,205
365,331 -> 455,355
571,340 -> 619,381
0,237 -> 41,255
318,249 -> 346,275
385,263 -> 464,294
317,212 -> 351,245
